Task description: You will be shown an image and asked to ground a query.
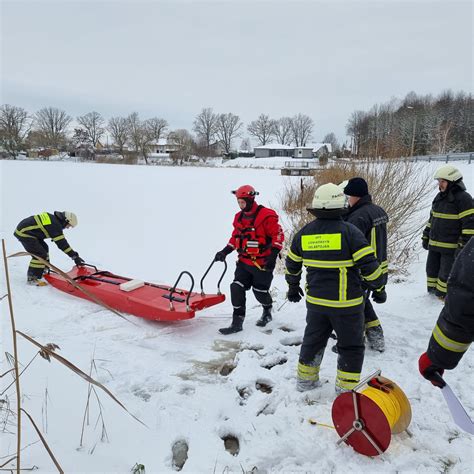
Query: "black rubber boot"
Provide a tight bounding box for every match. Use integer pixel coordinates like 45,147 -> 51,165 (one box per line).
366,326 -> 385,352
256,306 -> 272,327
219,314 -> 244,335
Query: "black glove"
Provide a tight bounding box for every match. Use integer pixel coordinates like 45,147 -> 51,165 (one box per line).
419,352 -> 446,388
263,247 -> 280,271
214,245 -> 233,262
74,256 -> 85,266
287,285 -> 304,303
422,238 -> 429,250
372,288 -> 387,304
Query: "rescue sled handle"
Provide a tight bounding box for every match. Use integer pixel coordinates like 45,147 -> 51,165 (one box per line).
168,271 -> 194,311
199,259 -> 227,296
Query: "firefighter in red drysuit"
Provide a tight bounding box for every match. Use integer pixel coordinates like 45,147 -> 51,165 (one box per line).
214,185 -> 284,334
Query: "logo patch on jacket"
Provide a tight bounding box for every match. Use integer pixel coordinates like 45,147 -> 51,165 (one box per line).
302,234 -> 342,251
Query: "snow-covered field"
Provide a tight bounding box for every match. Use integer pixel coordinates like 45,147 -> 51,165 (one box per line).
0,160 -> 473,473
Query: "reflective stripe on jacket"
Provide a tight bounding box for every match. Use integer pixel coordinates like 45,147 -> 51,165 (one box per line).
427,238 -> 474,369
344,194 -> 389,284
14,212 -> 78,258
285,217 -> 384,315
422,183 -> 474,253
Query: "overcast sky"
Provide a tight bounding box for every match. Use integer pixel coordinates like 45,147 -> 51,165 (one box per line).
1,0 -> 472,143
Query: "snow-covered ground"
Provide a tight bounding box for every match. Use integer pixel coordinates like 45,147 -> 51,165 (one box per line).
0,160 -> 473,473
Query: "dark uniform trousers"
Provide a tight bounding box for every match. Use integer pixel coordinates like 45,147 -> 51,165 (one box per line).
364,292 -> 380,328
426,238 -> 474,370
300,308 -> 365,379
231,261 -> 273,318
17,237 -> 50,279
426,249 -> 455,297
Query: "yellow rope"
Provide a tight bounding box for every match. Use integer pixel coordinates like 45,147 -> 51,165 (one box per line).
251,257 -> 263,271
362,386 -> 402,429
308,419 -> 335,430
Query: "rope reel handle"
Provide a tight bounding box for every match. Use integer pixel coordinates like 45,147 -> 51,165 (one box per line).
199,259 -> 227,296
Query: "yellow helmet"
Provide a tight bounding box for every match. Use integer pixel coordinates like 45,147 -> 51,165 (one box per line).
64,211 -> 78,227
434,165 -> 462,182
310,183 -> 346,210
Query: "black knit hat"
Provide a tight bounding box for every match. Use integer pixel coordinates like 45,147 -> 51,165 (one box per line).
343,177 -> 368,197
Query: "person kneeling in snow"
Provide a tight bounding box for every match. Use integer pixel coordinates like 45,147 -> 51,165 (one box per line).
14,211 -> 85,285
419,238 -> 474,387
285,183 -> 386,393
214,185 -> 284,334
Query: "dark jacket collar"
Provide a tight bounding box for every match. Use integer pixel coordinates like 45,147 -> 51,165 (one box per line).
348,194 -> 372,214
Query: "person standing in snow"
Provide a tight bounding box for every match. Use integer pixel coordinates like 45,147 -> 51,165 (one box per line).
214,185 -> 284,334
340,177 -> 389,352
419,238 -> 474,387
285,183 -> 385,393
14,211 -> 85,285
422,165 -> 474,299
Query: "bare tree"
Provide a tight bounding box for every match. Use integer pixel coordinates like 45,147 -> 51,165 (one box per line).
215,113 -> 242,154
168,129 -> 195,165
126,112 -> 154,164
247,114 -> 275,145
240,137 -> 252,152
77,111 -> 105,148
34,107 -> 72,148
274,117 -> 293,145
193,107 -> 218,149
322,132 -> 339,152
146,117 -> 168,142
290,114 -> 314,146
0,104 -> 31,158
346,110 -> 367,156
127,112 -> 142,153
107,116 -> 129,155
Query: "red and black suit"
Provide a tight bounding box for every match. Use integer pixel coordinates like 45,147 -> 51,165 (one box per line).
226,201 -> 284,319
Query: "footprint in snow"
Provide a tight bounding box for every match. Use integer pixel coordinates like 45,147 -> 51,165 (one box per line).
221,434 -> 240,456
219,362 -> 236,376
262,357 -> 288,370
280,335 -> 303,347
171,439 -> 189,471
255,381 -> 273,393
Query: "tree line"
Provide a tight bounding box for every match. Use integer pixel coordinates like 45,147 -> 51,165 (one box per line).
346,90 -> 473,158
1,89 -> 471,163
0,105 -> 328,163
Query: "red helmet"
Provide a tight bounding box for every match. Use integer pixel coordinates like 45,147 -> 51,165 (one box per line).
231,185 -> 259,199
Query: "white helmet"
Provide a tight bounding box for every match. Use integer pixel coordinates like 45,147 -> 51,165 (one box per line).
310,183 -> 346,210
64,211 -> 78,227
434,165 -> 462,182
338,180 -> 349,192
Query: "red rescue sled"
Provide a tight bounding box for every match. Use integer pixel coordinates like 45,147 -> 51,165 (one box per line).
45,262 -> 226,322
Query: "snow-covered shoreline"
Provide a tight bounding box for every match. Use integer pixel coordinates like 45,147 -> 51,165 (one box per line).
1,160 -> 473,473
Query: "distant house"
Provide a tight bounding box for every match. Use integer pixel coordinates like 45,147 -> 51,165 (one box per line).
254,144 -> 294,158
312,143 -> 332,157
26,148 -> 59,159
294,146 -> 314,159
147,138 -> 180,154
